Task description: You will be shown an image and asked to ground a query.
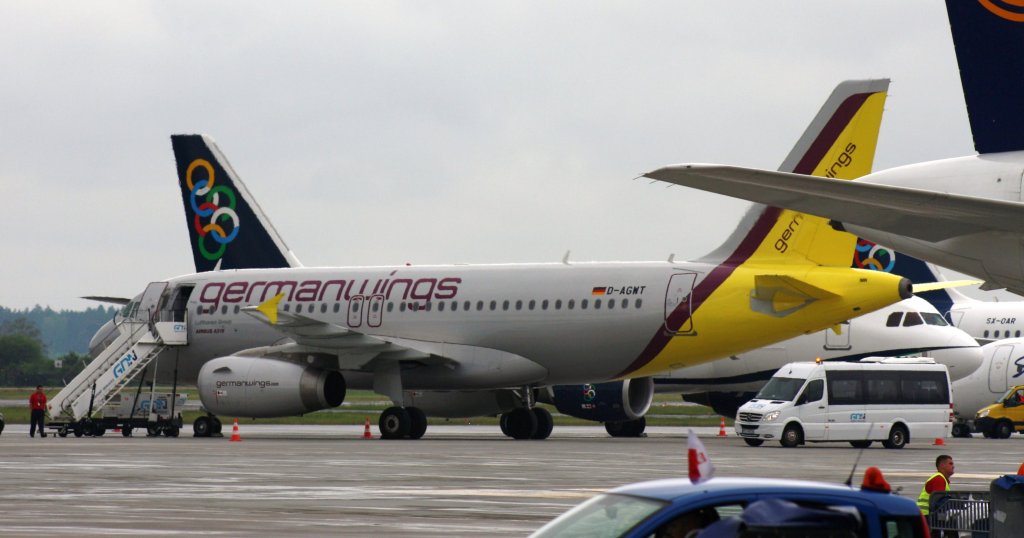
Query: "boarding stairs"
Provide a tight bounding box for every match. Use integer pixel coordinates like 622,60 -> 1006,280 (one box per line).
48,282 -> 188,422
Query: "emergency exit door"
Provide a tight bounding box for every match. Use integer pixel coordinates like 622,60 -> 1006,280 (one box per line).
664,273 -> 697,335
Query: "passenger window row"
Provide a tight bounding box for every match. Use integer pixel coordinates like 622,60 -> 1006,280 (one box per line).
198,297 -> 644,316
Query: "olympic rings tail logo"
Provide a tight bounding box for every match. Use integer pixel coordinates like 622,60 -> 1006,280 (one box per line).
978,0 -> 1024,22
853,239 -> 896,273
186,158 -> 240,261
582,384 -> 597,403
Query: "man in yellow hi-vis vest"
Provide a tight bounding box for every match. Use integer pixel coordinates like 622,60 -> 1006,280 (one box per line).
917,454 -> 954,516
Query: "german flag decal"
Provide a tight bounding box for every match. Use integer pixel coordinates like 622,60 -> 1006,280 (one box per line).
591,287 -> 607,296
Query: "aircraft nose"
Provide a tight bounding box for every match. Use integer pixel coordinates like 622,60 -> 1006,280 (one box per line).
88,319 -> 118,358
929,345 -> 984,381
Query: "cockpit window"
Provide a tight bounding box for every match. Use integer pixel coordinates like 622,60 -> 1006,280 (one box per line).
885,312 -> 903,327
902,312 -> 924,327
921,313 -> 948,326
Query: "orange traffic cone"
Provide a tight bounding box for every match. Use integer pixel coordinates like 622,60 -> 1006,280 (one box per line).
718,417 -> 727,437
229,418 -> 242,442
934,437 -> 945,446
362,417 -> 373,439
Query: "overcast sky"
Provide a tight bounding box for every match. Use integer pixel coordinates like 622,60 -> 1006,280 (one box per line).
2,1 -> 1004,311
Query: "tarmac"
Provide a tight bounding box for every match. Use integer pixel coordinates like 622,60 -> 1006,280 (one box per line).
0,423 -> 1019,537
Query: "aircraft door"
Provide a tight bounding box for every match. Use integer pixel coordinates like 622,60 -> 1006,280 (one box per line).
367,295 -> 384,327
347,295 -> 365,328
135,282 -> 168,322
824,322 -> 851,350
664,273 -> 697,335
989,345 -> 1013,392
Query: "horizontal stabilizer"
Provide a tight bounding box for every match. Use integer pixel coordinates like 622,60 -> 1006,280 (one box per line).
751,274 -> 839,316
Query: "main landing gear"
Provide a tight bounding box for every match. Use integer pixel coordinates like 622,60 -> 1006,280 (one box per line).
499,407 -> 554,440
379,406 -> 428,440
192,414 -> 224,438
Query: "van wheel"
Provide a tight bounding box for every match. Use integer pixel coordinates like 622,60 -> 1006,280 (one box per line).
849,440 -> 872,449
744,438 -> 764,447
882,425 -> 908,449
779,424 -> 803,448
995,419 -> 1014,439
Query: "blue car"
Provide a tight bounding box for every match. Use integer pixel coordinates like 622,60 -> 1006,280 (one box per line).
530,477 -> 928,538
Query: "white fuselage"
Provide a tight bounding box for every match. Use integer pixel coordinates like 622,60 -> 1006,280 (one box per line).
847,152 -> 1024,292
654,297 -> 982,395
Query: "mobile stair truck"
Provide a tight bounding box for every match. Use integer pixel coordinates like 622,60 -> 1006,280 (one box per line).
926,475 -> 1024,537
45,282 -> 189,437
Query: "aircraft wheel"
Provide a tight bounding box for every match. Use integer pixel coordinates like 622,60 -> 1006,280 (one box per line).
379,406 -> 411,439
211,417 -> 223,435
882,425 -> 908,449
499,412 -> 512,437
506,408 -> 538,440
407,407 -> 428,440
94,427 -> 106,437
164,426 -> 180,438
121,425 -> 132,437
996,419 -> 1014,439
779,424 -> 802,448
531,408 -> 553,440
72,422 -> 84,438
193,416 -> 211,437
146,425 -> 160,437
743,438 -> 764,447
951,423 -> 971,438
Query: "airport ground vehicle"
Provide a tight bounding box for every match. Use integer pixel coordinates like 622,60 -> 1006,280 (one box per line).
529,476 -> 927,538
46,390 -> 186,438
735,358 -> 952,448
974,385 -> 1024,439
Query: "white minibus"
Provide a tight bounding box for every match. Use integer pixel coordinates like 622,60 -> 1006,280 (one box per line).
735,358 -> 953,448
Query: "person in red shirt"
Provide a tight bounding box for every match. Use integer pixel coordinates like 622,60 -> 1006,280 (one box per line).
29,385 -> 47,438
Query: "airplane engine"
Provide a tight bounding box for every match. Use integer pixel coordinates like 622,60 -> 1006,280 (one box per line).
197,356 -> 346,418
403,389 -> 520,418
550,378 -> 654,422
682,391 -> 757,419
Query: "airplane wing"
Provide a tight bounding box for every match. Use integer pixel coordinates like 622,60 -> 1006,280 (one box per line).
239,304 -> 542,381
644,164 -> 1024,242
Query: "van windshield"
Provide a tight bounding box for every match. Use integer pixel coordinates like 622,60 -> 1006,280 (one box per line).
754,377 -> 805,401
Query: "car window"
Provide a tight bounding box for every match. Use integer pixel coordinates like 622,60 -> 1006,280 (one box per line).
531,493 -> 667,538
647,503 -> 744,538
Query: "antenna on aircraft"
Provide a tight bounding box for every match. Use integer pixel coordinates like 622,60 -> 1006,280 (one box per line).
562,251 -> 571,265
668,254 -> 676,263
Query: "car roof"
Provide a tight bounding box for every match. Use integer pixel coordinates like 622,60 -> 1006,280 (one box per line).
608,477 -> 914,512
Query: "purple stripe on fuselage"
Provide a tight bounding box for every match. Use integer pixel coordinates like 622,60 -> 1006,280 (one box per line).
614,93 -> 872,378
614,207 -> 782,378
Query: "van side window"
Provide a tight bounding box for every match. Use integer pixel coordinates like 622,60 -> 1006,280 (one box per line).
827,374 -> 863,406
797,379 -> 824,405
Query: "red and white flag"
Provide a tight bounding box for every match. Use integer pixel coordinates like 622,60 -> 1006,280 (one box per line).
687,428 -> 715,484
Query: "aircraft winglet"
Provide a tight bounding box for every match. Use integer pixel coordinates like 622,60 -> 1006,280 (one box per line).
248,293 -> 285,325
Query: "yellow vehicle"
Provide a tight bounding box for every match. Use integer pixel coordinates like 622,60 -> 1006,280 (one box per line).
975,386 -> 1024,439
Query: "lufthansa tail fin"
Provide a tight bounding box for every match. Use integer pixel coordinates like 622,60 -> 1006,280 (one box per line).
945,0 -> 1024,154
171,134 -> 302,272
697,79 -> 889,268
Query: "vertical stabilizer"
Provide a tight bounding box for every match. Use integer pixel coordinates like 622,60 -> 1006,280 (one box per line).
171,134 -> 302,272
945,0 -> 1024,153
701,79 -> 890,269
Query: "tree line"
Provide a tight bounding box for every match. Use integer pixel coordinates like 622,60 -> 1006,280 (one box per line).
0,305 -> 116,356
0,316 -> 97,387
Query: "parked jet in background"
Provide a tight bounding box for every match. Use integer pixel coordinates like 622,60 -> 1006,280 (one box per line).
639,0 -> 1024,296
66,79 -> 910,442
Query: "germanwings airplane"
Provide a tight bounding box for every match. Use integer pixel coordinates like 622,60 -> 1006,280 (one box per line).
639,0 -> 1024,296
66,80 -> 912,442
